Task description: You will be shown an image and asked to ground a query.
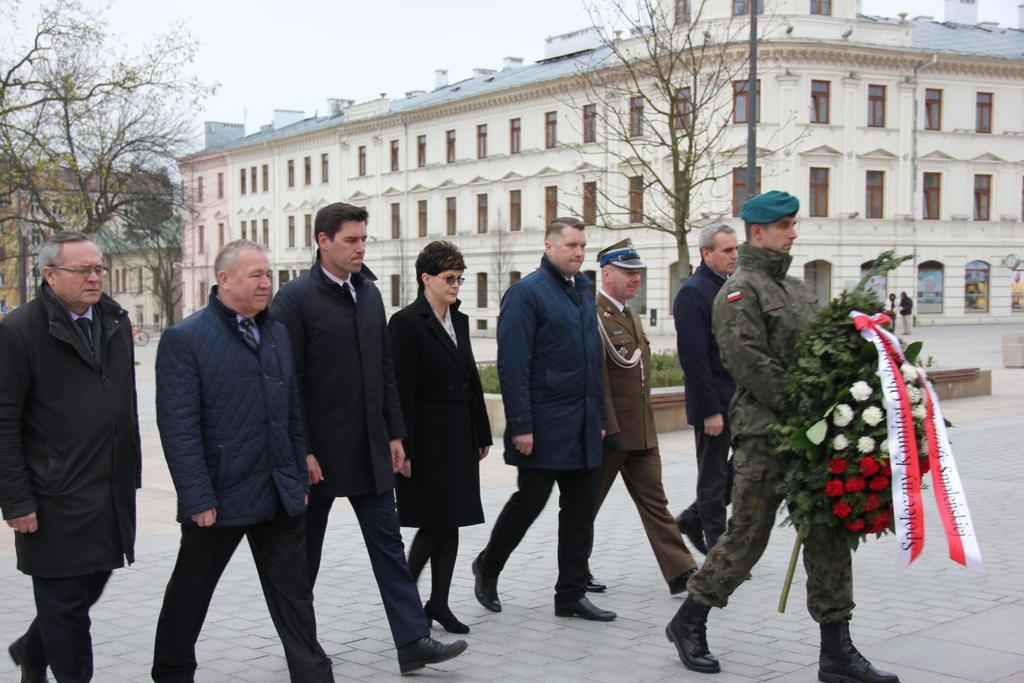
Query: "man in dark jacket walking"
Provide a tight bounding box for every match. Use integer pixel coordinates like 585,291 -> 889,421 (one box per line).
271,203 -> 466,675
472,217 -> 614,622
152,240 -> 334,683
673,224 -> 739,554
0,232 -> 140,683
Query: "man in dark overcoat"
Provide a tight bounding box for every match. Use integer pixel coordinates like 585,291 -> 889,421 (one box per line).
0,232 -> 140,683
271,203 -> 467,675
673,224 -> 739,554
472,217 -> 614,622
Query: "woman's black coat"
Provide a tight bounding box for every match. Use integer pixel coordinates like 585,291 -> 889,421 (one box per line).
387,295 -> 492,528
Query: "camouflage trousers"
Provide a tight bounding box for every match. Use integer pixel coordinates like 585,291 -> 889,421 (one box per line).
687,437 -> 855,624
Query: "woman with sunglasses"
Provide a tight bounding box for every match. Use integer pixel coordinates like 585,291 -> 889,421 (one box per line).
387,241 -> 492,634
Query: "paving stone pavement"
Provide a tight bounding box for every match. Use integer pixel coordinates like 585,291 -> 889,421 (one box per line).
2,325 -> 1023,682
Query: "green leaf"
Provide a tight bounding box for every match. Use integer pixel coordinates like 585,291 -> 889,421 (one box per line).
806,420 -> 828,445
905,341 -> 923,363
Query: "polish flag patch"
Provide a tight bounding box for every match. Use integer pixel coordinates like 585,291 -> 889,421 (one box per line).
727,290 -> 743,303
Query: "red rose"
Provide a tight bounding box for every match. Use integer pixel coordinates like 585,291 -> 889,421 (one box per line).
880,461 -> 892,477
844,477 -> 866,493
863,494 -> 880,511
832,501 -> 853,519
825,480 -> 845,497
869,476 -> 889,491
859,457 -> 880,477
845,519 -> 866,532
868,512 -> 891,533
829,458 -> 848,474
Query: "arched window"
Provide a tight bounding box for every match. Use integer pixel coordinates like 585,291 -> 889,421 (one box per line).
803,260 -> 832,306
917,261 -> 944,314
860,261 -> 887,304
964,260 -> 990,312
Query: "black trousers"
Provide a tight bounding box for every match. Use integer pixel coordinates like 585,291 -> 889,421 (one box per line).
479,467 -> 599,605
151,509 -> 333,683
305,491 -> 428,648
15,570 -> 111,683
678,420 -> 734,549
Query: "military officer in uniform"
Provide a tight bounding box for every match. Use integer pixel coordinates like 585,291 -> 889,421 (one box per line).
586,240 -> 699,596
665,192 -> 899,683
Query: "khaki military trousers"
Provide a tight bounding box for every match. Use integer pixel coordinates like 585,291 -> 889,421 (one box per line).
687,437 -> 856,624
592,448 -> 698,582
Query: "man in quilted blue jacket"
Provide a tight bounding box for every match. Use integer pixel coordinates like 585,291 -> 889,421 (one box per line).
151,240 -> 334,682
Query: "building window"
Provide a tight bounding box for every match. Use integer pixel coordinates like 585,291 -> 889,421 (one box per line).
976,92 -> 992,133
446,130 -> 456,163
390,274 -> 401,307
287,160 -> 295,188
974,174 -> 991,221
358,146 -> 367,176
477,194 -> 488,233
733,80 -> 760,123
675,0 -> 690,23
509,118 -> 521,154
304,214 -> 312,247
390,140 -> 399,172
446,197 -> 457,235
300,157 -> 309,185
288,216 -> 295,247
810,80 -> 830,124
582,104 -> 596,143
866,170 -> 884,219
217,172 -> 224,198
731,167 -> 762,216
197,224 -> 205,254
867,84 -> 886,128
417,200 -> 428,237
674,87 -> 691,131
628,176 -> 644,223
476,124 -> 488,159
321,153 -> 329,183
218,222 -> 225,247
860,261 -> 888,302
924,89 -> 942,130
197,176 -> 204,202
629,96 -> 644,138
809,167 -> 829,217
240,221 -> 246,241
732,0 -> 761,15
804,260 -> 832,305
261,165 -> 268,191
923,172 -> 941,220
251,166 -> 257,193
917,261 -> 944,314
390,203 -> 401,239
477,273 -> 488,309
544,111 -> 558,148
239,168 -> 246,195
510,190 -> 522,231
810,0 -> 831,15
965,260 -> 990,312
544,186 -> 558,225
262,218 -> 269,245
1013,264 -> 1024,313
417,135 -> 426,167
583,181 -> 597,225
509,271 -> 522,284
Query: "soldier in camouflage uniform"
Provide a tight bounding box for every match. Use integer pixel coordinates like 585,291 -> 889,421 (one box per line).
665,191 -> 899,683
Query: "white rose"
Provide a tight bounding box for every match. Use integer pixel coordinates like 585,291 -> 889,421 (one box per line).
858,436 -> 876,454
880,440 -> 889,454
833,404 -> 854,427
912,404 -> 927,420
901,363 -> 919,385
832,434 -> 849,451
861,406 -> 884,427
906,386 -> 922,405
850,381 -> 873,402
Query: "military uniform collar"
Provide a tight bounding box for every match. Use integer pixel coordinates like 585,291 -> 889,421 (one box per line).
738,244 -> 792,281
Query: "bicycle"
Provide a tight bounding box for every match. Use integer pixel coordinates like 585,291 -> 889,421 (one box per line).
132,326 -> 151,347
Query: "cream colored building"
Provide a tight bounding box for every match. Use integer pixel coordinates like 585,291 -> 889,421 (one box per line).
178,0 -> 1024,332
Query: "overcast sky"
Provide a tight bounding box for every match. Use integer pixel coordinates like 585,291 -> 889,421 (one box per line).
13,0 -> 1022,143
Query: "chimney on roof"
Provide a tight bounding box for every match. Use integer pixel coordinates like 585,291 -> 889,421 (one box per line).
944,0 -> 978,25
1019,4 -> 1024,30
502,56 -> 523,70
273,109 -> 304,129
435,69 -> 448,89
327,98 -> 353,116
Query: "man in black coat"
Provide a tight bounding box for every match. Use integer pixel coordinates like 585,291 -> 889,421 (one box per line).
0,232 -> 140,683
152,240 -> 333,682
271,203 -> 466,675
673,224 -> 738,554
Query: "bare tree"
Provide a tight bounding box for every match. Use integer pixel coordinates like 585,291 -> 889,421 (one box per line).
489,212 -> 515,307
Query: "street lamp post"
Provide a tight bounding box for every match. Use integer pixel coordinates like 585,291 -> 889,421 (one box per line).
746,0 -> 758,202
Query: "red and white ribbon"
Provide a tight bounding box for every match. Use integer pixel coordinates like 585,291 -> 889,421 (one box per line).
850,311 -> 981,568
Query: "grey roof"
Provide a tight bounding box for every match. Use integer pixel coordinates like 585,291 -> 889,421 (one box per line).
909,17 -> 1024,59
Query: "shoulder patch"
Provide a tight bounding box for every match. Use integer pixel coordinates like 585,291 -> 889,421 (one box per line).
726,290 -> 743,303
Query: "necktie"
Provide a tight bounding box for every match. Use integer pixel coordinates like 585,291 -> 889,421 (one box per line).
341,281 -> 355,304
239,318 -> 259,352
75,317 -> 94,351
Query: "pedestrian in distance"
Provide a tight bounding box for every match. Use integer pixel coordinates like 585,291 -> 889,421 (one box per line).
899,291 -> 913,335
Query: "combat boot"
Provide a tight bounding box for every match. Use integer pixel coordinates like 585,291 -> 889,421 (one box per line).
665,595 -> 720,674
819,619 -> 899,683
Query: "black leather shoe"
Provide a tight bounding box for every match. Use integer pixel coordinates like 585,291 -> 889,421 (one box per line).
586,577 -> 607,593
471,555 -> 501,612
819,619 -> 899,683
668,567 -> 697,596
425,601 -> 470,634
554,596 -> 616,621
666,595 -> 720,673
675,514 -> 709,555
397,636 -> 468,675
8,638 -> 47,683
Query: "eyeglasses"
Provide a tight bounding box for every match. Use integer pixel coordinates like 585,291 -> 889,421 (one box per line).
435,275 -> 465,286
50,265 -> 109,277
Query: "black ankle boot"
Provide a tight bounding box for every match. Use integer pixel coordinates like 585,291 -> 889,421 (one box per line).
425,601 -> 470,634
665,595 -> 720,674
819,619 -> 899,683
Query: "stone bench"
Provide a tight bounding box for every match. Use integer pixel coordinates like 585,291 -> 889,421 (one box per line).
927,368 -> 992,401
1003,334 -> 1024,368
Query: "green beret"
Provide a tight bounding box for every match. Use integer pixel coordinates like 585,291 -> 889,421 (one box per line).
740,190 -> 799,224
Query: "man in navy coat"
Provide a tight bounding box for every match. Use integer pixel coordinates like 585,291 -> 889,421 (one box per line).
673,224 -> 738,554
472,217 -> 614,622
